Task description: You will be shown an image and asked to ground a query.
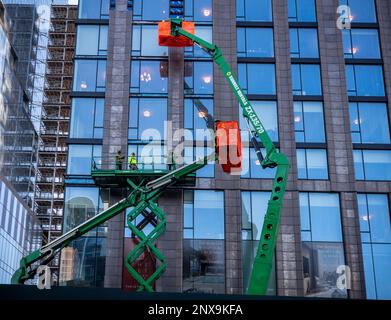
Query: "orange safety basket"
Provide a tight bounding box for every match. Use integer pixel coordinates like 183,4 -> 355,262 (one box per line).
216,121 -> 242,174
158,21 -> 195,47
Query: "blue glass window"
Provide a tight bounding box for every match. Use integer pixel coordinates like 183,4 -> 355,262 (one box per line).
133,0 -> 169,21
184,98 -> 214,137
76,25 -> 108,56
290,28 -> 319,58
184,0 -> 212,22
300,193 -> 346,298
131,25 -> 168,57
236,0 -> 272,22
70,98 -> 104,139
241,147 -> 277,179
239,101 -> 278,142
346,65 -> 385,97
79,0 -> 109,19
238,63 -> 276,95
237,28 -> 274,58
358,194 -> 391,300
67,145 -> 102,175
184,61 -> 213,95
128,98 -> 167,141
127,144 -> 168,171
288,0 -> 317,22
349,103 -> 390,144
185,26 -> 212,58
73,60 -> 106,92
342,29 -> 380,59
354,150 -> 391,180
292,64 -> 322,96
297,149 -> 328,180
339,0 -> 377,23
184,190 -> 224,239
300,193 -> 343,242
294,101 -> 325,143
130,60 -> 168,94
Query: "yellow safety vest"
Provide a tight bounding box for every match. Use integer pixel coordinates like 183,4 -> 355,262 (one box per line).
128,156 -> 137,165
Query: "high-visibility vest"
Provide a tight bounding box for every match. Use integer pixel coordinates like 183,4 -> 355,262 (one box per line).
128,156 -> 137,165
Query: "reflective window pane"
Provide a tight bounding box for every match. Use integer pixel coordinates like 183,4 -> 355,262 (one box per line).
71,98 -> 104,139
67,145 -> 102,175
294,102 -> 325,143
288,0 -> 317,22
132,25 -> 168,57
340,0 -> 377,23
184,61 -> 213,95
238,63 -> 276,95
133,0 -> 169,21
130,60 -> 168,94
290,28 -> 319,58
297,149 -> 328,180
356,150 -> 391,180
292,64 -> 322,96
346,65 -> 385,97
349,103 -> 390,144
343,29 -> 380,59
236,0 -> 272,22
79,0 -> 109,19
237,28 -> 274,58
185,0 -> 213,22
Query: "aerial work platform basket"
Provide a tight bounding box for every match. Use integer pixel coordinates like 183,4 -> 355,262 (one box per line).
158,20 -> 194,47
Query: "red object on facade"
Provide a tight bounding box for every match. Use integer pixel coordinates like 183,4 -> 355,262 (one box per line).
216,121 -> 242,174
158,21 -> 194,47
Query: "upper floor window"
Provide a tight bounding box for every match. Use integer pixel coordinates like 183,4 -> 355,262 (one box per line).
76,25 -> 108,56
128,98 -> 167,141
130,60 -> 168,94
67,144 -> 102,175
288,0 -> 317,22
133,0 -> 169,21
349,102 -> 390,144
290,28 -> 319,58
354,150 -> 391,180
342,29 -> 380,59
237,28 -> 274,58
73,59 -> 106,92
238,63 -> 276,95
339,0 -> 377,23
70,98 -> 104,139
294,101 -> 325,143
184,0 -> 212,22
184,146 -> 215,178
132,25 -> 168,57
236,0 -> 272,22
346,65 -> 385,97
358,194 -> 391,300
292,64 -> 322,96
79,0 -> 109,19
184,61 -> 213,95
297,149 -> 328,180
184,98 -> 213,136
185,26 -> 212,58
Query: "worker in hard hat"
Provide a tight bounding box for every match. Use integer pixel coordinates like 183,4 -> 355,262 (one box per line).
128,152 -> 138,170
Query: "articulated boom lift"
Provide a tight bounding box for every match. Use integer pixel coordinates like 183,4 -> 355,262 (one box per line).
12,19 -> 289,295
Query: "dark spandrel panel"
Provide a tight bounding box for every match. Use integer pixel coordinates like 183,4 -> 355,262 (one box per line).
302,242 -> 347,298
183,239 -> 225,294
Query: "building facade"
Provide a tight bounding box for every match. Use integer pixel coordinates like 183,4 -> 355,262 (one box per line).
0,0 -> 41,284
62,0 -> 391,300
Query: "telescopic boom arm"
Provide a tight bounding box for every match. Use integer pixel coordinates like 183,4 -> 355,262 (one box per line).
170,19 -> 290,295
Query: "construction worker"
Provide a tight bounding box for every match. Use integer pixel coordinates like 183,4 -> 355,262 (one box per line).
115,150 -> 125,170
128,152 -> 138,170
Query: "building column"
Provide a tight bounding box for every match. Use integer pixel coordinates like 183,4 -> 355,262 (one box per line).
102,0 -> 132,288
316,0 -> 365,299
156,47 -> 185,292
213,0 -> 242,294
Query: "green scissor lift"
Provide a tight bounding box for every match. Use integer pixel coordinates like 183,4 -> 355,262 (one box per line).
11,19 -> 289,295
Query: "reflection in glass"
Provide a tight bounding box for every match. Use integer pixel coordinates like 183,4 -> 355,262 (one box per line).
236,0 -> 272,22
238,63 -> 276,95
294,101 -> 325,143
288,0 -> 317,22
237,28 -> 274,58
290,28 -> 319,58
302,242 -> 347,298
345,65 -> 385,97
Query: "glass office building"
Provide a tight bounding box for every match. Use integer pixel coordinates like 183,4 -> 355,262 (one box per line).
62,0 -> 391,299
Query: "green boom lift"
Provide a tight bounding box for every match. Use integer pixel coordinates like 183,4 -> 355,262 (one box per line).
11,18 -> 289,295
